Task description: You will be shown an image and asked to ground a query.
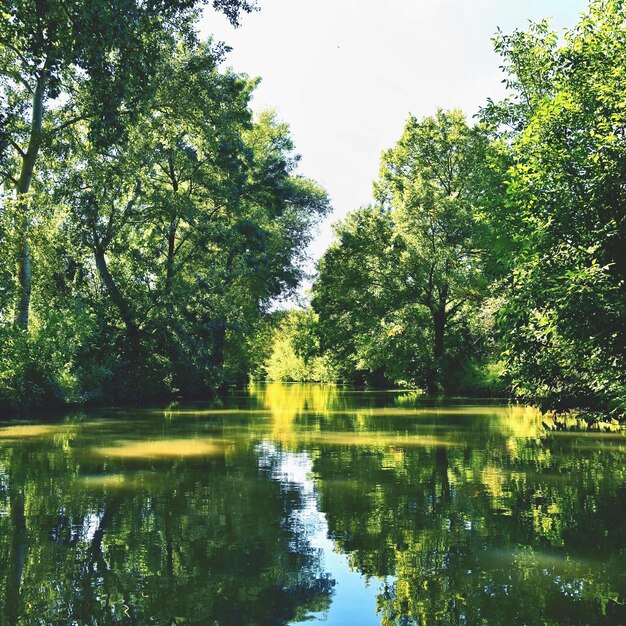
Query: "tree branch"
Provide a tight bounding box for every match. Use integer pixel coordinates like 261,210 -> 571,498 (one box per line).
446,298 -> 466,319
8,138 -> 26,158
48,115 -> 85,136
0,66 -> 33,93
1,169 -> 18,185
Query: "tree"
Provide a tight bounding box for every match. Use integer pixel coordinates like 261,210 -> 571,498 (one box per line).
376,110 -> 491,391
313,206 -> 432,387
314,111 -> 492,392
48,56 -> 329,398
261,308 -> 337,383
1,12 -> 331,407
0,0 -> 255,330
484,0 -> 626,419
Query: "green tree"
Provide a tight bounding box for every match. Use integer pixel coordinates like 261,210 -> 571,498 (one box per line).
313,206 -> 432,387
1,11 -> 331,407
51,69 -> 328,399
0,0 -> 254,330
376,110 -> 491,391
485,1 -> 626,420
262,308 -> 337,383
314,111 -> 493,392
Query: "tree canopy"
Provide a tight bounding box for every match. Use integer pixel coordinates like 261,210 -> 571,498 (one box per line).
312,110 -> 498,393
0,3 -> 330,408
306,0 -> 626,422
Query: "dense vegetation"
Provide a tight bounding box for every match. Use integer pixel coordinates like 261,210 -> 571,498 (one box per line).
0,0 -> 329,408
263,0 -> 626,423
2,0 -> 626,422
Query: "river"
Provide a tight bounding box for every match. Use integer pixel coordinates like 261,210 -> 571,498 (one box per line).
0,383 -> 624,624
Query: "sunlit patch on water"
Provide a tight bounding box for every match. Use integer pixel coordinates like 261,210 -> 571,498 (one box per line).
94,438 -> 229,459
79,473 -> 127,487
0,424 -> 67,438
546,430 -> 626,439
147,408 -> 272,417
76,472 -> 162,490
304,432 -> 462,448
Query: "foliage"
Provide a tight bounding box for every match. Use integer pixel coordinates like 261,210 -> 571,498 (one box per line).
261,308 -> 337,383
3,0 -> 626,423
310,3 -> 626,420
483,0 -> 626,420
0,7 -> 329,408
313,111 -> 498,393
0,0 -> 255,331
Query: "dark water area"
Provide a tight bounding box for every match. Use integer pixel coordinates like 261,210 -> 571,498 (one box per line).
0,384 -> 625,625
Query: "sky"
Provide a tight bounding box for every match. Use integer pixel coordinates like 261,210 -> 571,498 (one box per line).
199,0 -> 588,268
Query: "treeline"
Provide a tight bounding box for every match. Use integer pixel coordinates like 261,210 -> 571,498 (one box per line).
0,0 -> 329,408
263,0 -> 626,423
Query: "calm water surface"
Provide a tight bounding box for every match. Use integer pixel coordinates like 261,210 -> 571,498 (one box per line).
0,384 -> 625,625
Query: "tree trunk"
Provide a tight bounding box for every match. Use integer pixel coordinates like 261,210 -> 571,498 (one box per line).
165,218 -> 177,291
211,321 -> 227,368
433,308 -> 446,362
164,152 -> 180,292
94,247 -> 139,341
427,307 -> 446,394
13,73 -> 47,330
14,232 -> 31,330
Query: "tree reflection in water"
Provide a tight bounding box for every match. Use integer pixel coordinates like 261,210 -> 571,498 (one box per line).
0,384 -> 624,625
253,384 -> 626,625
0,419 -> 333,624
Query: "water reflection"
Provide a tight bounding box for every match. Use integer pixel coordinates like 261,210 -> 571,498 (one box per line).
0,415 -> 333,623
0,384 -> 624,624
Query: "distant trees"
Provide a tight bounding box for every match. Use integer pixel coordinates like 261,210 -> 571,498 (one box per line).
313,111 -> 496,392
254,309 -> 336,383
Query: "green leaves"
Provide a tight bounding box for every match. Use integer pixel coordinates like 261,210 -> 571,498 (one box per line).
0,5 -> 331,407
313,111 -> 494,391
486,0 -> 626,420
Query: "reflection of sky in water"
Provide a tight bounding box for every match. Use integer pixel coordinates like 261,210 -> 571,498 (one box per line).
257,441 -> 388,625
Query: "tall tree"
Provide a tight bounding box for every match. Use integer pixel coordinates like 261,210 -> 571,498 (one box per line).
314,110 -> 491,391
0,0 -> 254,329
485,1 -> 626,419
313,206 -> 431,387
49,53 -> 329,398
375,110 -> 490,390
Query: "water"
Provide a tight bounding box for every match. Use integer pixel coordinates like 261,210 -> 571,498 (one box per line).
0,383 -> 624,625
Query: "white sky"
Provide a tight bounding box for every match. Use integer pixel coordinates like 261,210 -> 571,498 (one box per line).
200,0 -> 588,267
